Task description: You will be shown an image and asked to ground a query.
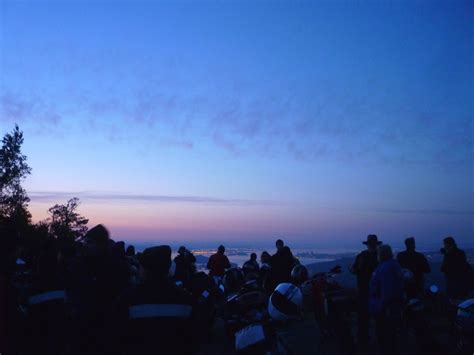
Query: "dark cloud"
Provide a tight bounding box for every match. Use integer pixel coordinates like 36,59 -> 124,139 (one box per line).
365,207 -> 474,216
29,190 -> 277,206
0,93 -> 34,122
0,92 -> 62,128
2,78 -> 472,169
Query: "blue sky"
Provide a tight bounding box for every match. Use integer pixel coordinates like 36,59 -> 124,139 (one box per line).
0,0 -> 472,248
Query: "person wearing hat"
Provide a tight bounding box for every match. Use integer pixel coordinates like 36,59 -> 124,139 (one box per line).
440,237 -> 473,299
0,226 -> 17,355
117,245 -> 197,355
350,234 -> 381,348
174,246 -> 196,289
396,237 -> 430,298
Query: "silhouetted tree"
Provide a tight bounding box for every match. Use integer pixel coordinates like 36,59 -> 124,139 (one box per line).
46,197 -> 88,240
0,125 -> 32,229
45,197 -> 89,240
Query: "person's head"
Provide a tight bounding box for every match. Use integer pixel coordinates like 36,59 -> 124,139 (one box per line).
126,245 -> 135,256
377,244 -> 393,262
363,234 -> 382,251
178,246 -> 187,255
138,245 -> 172,278
443,236 -> 457,252
116,241 -> 126,254
85,224 -> 110,246
405,237 -> 416,251
250,253 -> 257,261
276,239 -> 284,250
261,251 -> 271,263
218,245 -> 225,254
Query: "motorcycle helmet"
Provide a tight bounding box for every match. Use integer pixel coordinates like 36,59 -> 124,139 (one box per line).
268,283 -> 303,321
291,264 -> 309,285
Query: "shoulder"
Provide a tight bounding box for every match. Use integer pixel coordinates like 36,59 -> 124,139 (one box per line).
415,251 -> 427,259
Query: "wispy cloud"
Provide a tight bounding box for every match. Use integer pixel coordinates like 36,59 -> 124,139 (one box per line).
362,207 -> 474,216
2,70 -> 472,169
0,92 -> 62,126
314,205 -> 474,216
28,190 -> 278,206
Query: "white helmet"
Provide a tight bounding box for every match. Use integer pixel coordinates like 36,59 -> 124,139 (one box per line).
268,283 -> 303,321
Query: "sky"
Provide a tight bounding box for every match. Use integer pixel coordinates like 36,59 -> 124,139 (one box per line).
0,0 -> 472,249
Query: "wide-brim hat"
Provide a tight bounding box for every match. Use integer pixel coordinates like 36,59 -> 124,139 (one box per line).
363,234 -> 382,245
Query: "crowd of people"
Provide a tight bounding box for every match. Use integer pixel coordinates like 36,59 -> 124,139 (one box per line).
350,234 -> 473,355
0,223 -> 473,355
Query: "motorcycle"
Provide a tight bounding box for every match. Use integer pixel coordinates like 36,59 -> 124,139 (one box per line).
453,297 -> 474,354
305,265 -> 356,354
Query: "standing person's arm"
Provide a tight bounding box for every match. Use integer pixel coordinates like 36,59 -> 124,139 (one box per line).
369,269 -> 382,315
396,253 -> 403,268
206,256 -> 213,270
440,254 -> 448,274
350,254 -> 361,274
224,256 -> 231,269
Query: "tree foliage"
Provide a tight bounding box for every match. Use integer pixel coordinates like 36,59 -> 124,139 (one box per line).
46,197 -> 89,240
0,125 -> 32,228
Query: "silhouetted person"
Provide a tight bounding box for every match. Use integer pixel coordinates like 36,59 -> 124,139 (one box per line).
116,241 -> 126,255
174,246 -> 196,288
126,245 -> 136,257
207,245 -> 231,284
441,236 -> 472,299
260,251 -> 271,268
242,253 -> 259,278
189,272 -> 216,342
260,251 -> 272,292
370,244 -> 403,355
396,237 -> 430,298
0,226 -> 17,355
23,239 -> 68,355
271,240 -> 296,287
351,234 -> 381,348
118,246 -> 197,355
68,224 -> 129,355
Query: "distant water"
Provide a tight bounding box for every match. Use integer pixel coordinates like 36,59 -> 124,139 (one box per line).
133,244 -> 358,268
128,241 -> 474,289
